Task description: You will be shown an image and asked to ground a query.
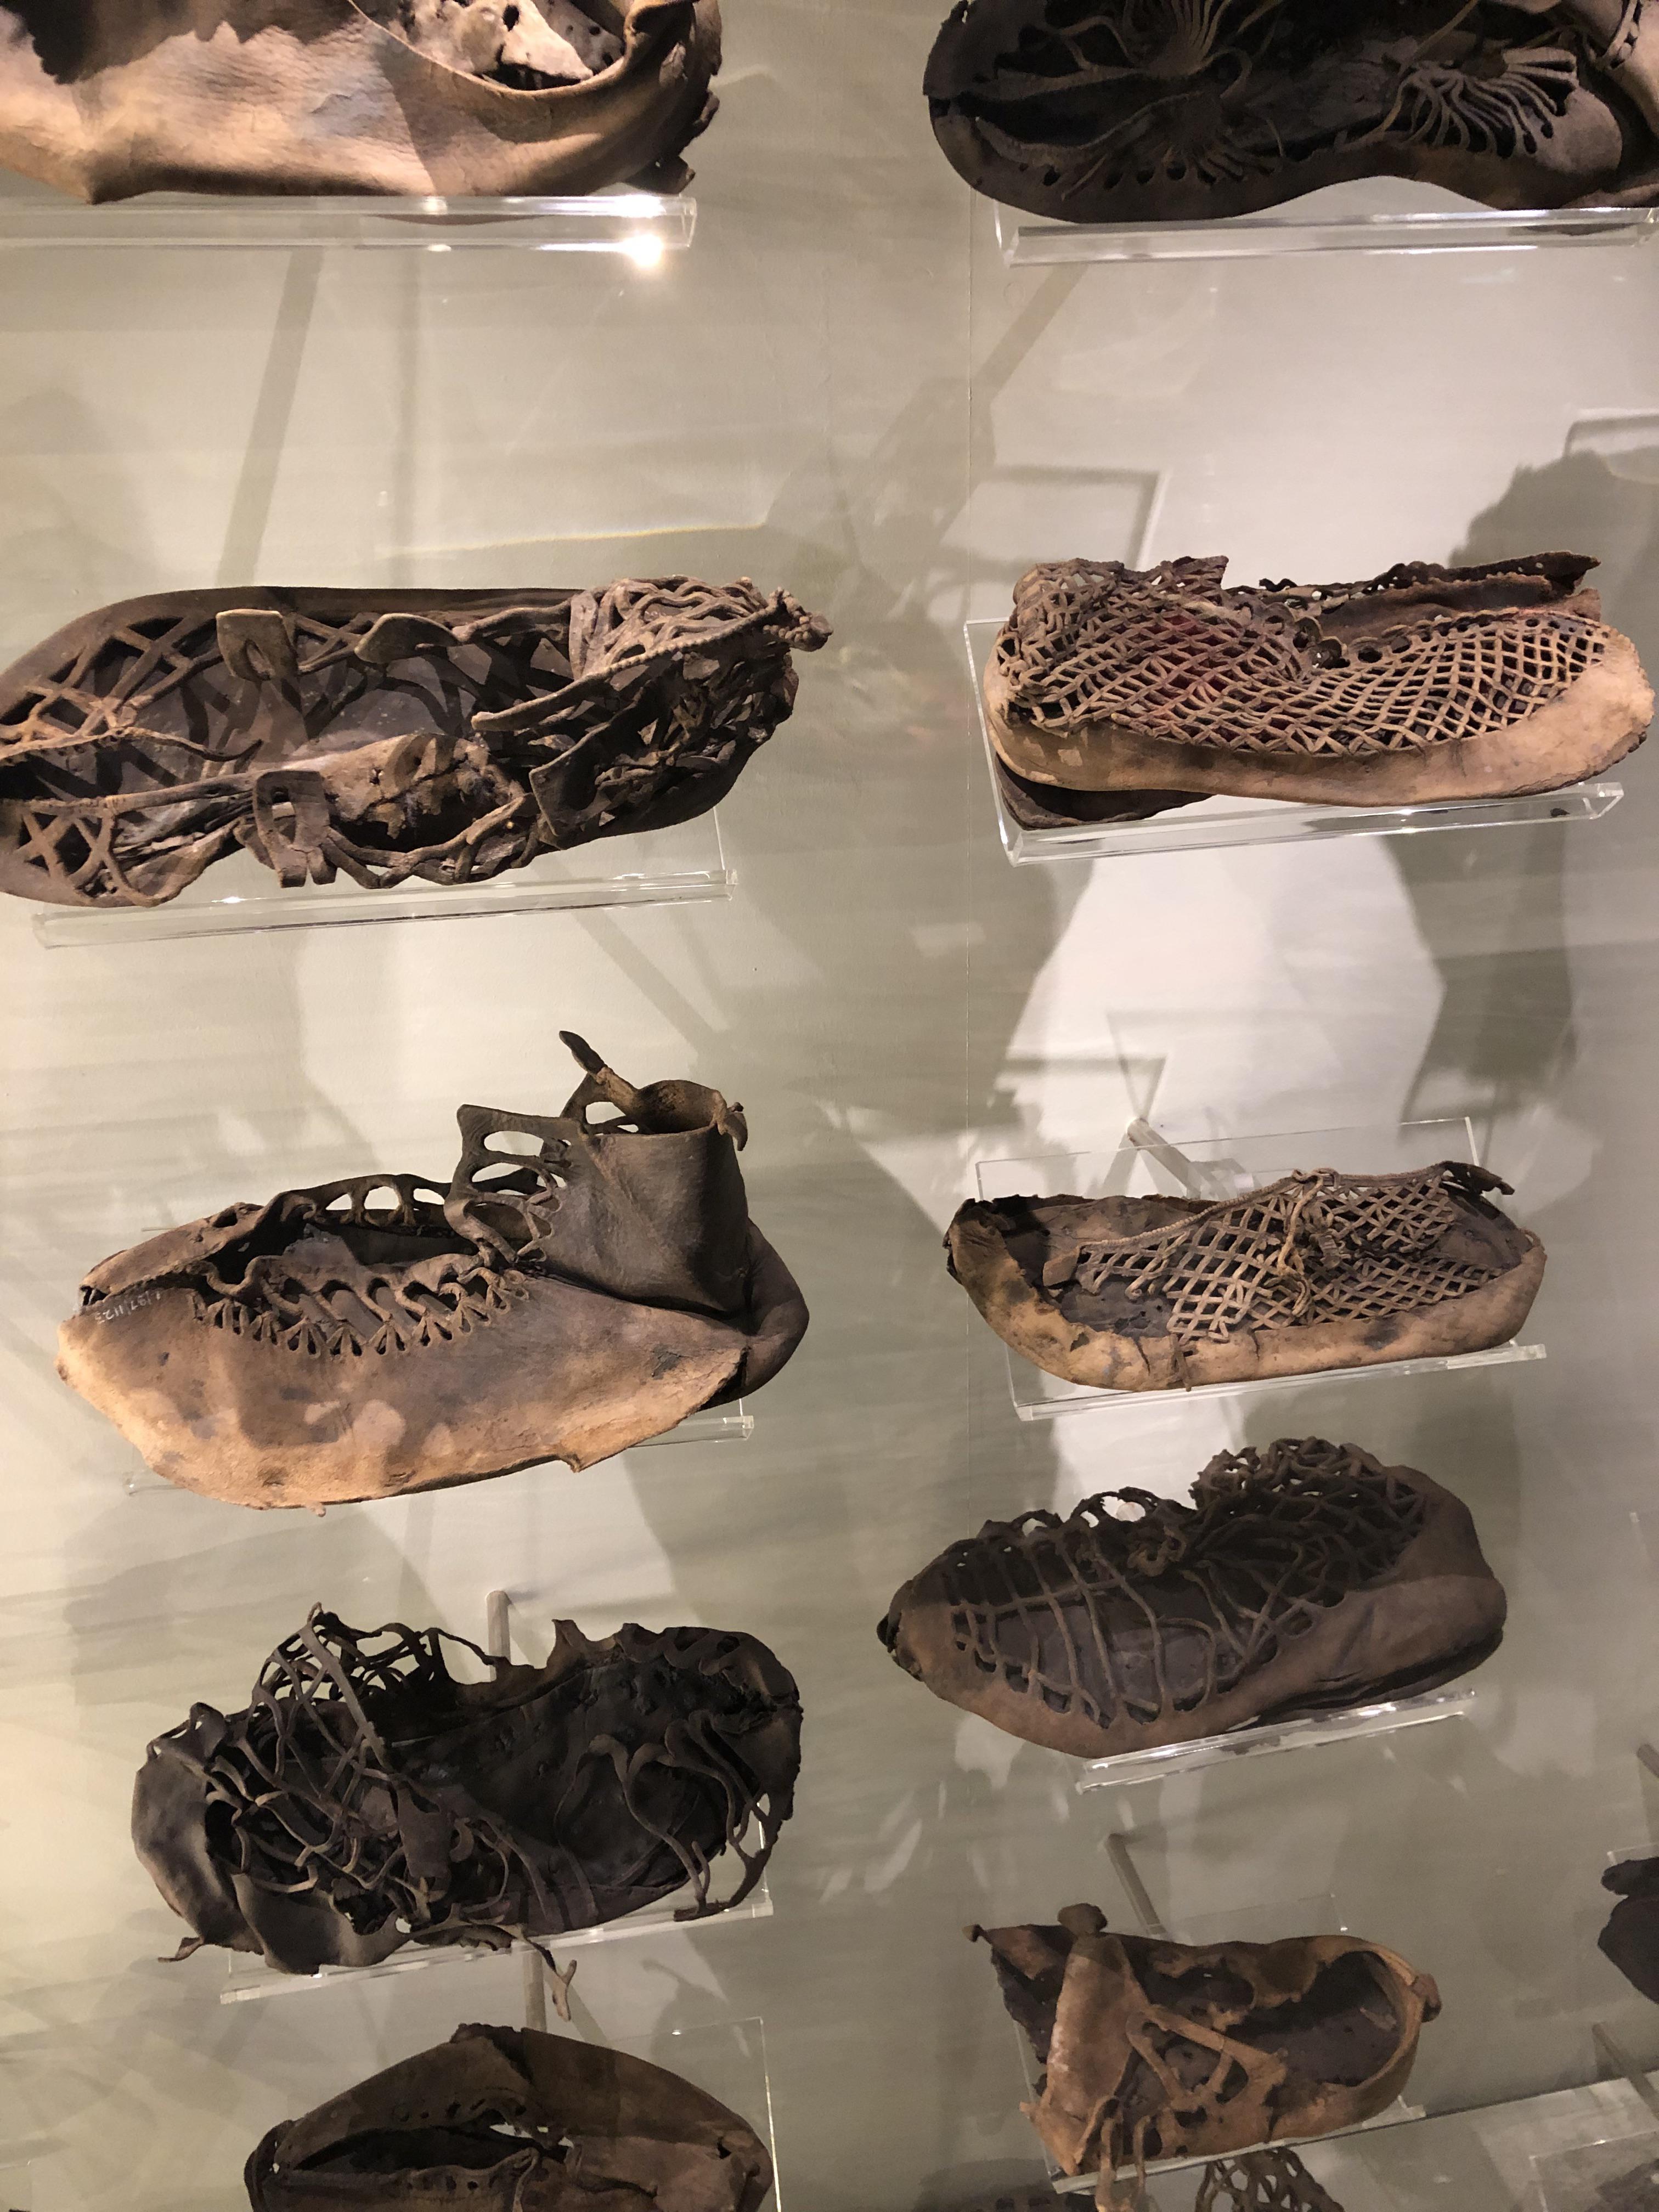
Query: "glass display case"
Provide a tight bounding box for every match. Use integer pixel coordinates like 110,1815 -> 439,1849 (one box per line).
5,3 -> 1659,2208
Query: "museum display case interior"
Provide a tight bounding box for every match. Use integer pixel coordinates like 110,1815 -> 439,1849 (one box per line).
9,3 -> 1659,2209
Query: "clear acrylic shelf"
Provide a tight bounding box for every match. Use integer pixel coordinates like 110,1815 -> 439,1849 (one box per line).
994,199 -> 1659,266
1010,1338 -> 1546,1423
0,180 -> 695,259
123,1397 -> 753,1495
974,1115 -> 1547,1423
217,1873 -> 772,2005
1076,1687 -> 1476,1792
964,622 -> 1624,863
36,811 -> 732,947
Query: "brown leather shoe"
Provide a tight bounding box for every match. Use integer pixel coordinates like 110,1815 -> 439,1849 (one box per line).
243,2022 -> 772,2211
0,579 -> 828,910
1,1 -> 723,202
947,1160 -> 1544,1392
973,1904 -> 1438,2210
926,1 -> 1659,226
881,1438 -> 1505,1759
984,556 -> 1650,822
60,1032 -> 808,1506
136,1607 -> 800,1973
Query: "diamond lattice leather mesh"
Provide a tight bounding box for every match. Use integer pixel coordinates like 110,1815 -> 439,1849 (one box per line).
946,1159 -> 1545,1391
135,1606 -> 802,1974
242,2022 -> 773,2211
59,1031 -> 809,1504
973,1904 -> 1438,2211
880,1438 -> 1506,1758
0,579 -> 830,910
983,555 -> 1652,814
0,1 -> 723,202
925,0 -> 1659,225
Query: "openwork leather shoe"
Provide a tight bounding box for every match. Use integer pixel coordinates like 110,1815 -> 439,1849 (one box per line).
947,1160 -> 1544,1392
243,2022 -> 772,2211
59,1031 -> 808,1506
880,1439 -> 1505,1758
0,580 -> 828,910
973,1904 -> 1438,2211
136,1606 -> 801,1974
985,556 -> 1651,824
0,2 -> 722,203
926,1 -> 1659,226
1197,2153 -> 1344,2212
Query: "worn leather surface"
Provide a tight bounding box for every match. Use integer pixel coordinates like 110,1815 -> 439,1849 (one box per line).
881,1438 -> 1507,1758
927,0 -> 1659,223
0,1 -> 723,201
60,1033 -> 809,1504
243,2022 -> 773,2210
134,1608 -> 801,1971
974,1905 -> 1438,2204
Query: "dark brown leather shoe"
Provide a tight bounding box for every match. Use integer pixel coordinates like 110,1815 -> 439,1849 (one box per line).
926,1 -> 1659,226
881,1438 -> 1505,1759
243,2022 -> 773,2211
0,579 -> 828,910
136,1606 -> 801,1975
973,1904 -> 1438,2209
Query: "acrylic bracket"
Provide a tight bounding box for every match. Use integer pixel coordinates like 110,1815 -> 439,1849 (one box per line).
1076,1685 -> 1476,1793
963,620 -> 1623,865
0,183 -> 697,260
215,1588 -> 774,2006
975,1114 -> 1547,1424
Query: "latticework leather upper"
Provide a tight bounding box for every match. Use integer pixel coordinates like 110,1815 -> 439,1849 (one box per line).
995,557 -> 1609,758
1045,1161 -> 1524,1349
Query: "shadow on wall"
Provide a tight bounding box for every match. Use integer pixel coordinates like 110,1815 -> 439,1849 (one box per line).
1395,448 -> 1659,1140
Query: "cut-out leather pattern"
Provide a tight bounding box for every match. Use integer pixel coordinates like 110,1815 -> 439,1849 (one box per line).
1051,1163 -> 1522,1350
244,2023 -> 774,2212
973,1905 -> 1438,2212
934,1441 -> 1425,1730
926,2 -> 1659,222
134,1607 -> 802,1976
995,556 -> 1609,758
0,578 -> 829,909
1197,2151 -> 1346,2212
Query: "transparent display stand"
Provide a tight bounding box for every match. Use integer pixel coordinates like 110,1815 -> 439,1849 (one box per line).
1076,1686 -> 1476,1793
973,1115 -> 1545,1423
122,1396 -> 752,1496
993,196 -> 1659,268
35,812 -> 732,949
217,1873 -> 774,2005
964,623 -> 1623,864
0,178 -> 696,261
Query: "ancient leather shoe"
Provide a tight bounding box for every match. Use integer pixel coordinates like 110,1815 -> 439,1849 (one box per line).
880,1438 -> 1505,1759
60,1031 -> 808,1506
973,1904 -> 1438,2209
984,556 -> 1651,825
136,1605 -> 801,1974
1599,1857 -> 1659,2001
926,1 -> 1659,227
947,1160 -> 1544,1392
0,2 -> 721,203
243,2021 -> 773,2211
0,579 -> 828,910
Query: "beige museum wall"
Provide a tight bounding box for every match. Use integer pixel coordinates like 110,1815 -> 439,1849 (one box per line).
4,3 -> 1659,2207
